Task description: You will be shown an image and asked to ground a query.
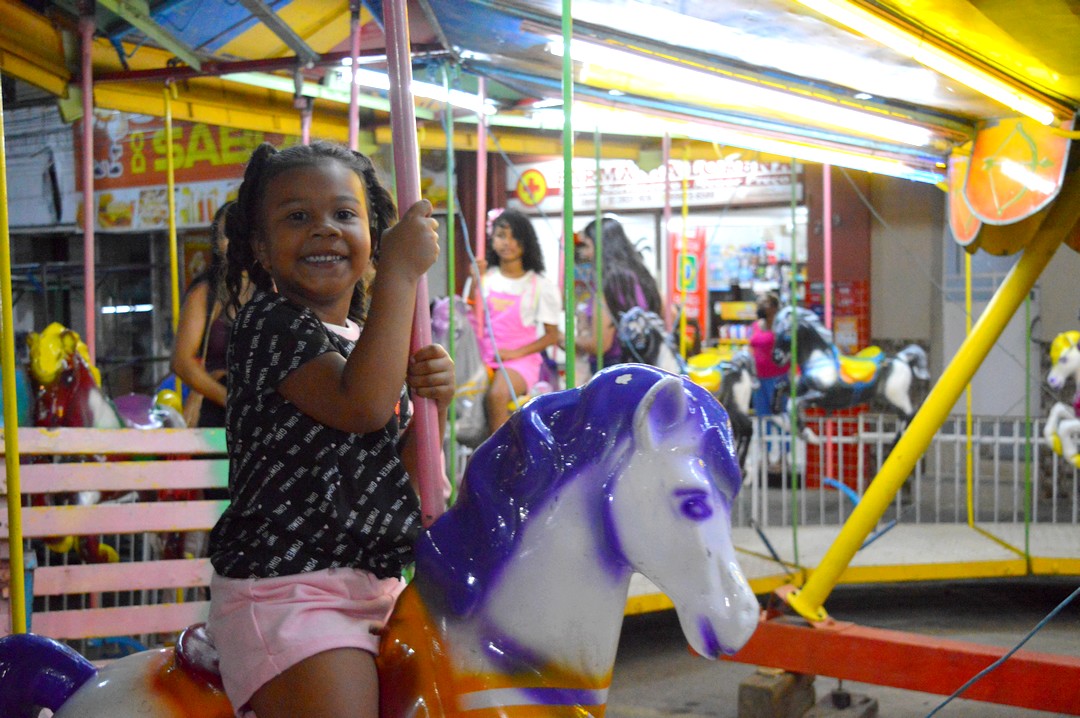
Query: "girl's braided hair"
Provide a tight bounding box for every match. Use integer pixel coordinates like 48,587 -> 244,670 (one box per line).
223,141 -> 397,321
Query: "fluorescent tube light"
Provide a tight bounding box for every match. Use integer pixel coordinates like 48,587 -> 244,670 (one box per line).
344,66 -> 497,115
547,40 -> 937,147
793,0 -> 1059,125
530,102 -> 943,184
102,304 -> 154,315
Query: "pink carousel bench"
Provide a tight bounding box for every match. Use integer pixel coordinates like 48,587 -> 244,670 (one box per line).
0,427 -> 227,643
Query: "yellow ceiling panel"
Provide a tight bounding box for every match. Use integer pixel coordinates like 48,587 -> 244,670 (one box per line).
218,1 -> 369,59
0,0 -> 70,95
877,0 -> 1080,104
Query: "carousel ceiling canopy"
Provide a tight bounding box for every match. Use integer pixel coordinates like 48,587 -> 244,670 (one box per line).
2,0 -> 1079,182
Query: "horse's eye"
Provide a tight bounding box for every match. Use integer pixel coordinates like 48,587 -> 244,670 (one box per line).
676,489 -> 713,521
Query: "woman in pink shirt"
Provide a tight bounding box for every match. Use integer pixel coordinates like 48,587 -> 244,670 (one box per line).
749,292 -> 790,415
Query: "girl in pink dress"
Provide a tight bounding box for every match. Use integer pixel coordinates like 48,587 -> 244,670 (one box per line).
475,209 -> 562,432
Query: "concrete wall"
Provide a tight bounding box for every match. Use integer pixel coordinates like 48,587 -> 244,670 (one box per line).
868,174 -> 943,346
1037,244 -> 1080,343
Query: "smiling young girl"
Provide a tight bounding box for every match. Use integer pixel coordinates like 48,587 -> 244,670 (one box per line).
206,141 -> 454,718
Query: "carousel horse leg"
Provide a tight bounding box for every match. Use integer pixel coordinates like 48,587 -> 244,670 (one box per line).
1057,417 -> 1080,468
792,393 -> 826,444
880,361 -> 917,418
1044,402 -> 1075,456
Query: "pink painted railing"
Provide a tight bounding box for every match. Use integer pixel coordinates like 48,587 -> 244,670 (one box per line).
0,428 -> 227,646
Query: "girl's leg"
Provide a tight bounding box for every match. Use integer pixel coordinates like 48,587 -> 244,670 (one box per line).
247,648 -> 378,718
486,367 -> 527,432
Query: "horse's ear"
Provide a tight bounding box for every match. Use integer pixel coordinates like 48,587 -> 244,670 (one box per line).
633,376 -> 688,450
60,330 -> 79,355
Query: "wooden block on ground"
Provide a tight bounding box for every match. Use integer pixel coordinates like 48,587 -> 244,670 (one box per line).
738,667 -> 816,718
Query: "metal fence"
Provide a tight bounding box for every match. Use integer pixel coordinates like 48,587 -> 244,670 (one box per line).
26,412 -> 1078,656
734,413 -> 1079,530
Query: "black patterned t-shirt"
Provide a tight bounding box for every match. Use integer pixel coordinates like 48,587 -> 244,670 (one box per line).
209,291 -> 420,579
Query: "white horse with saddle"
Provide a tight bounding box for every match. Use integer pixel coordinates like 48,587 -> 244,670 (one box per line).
1044,330 -> 1080,468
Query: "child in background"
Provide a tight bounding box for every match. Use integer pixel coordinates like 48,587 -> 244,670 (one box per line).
474,208 -> 561,432
749,291 -> 789,415
171,200 -> 253,429
574,216 -> 662,372
207,141 -> 454,718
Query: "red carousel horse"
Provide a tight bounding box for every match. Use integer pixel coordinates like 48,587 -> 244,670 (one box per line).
26,323 -> 190,564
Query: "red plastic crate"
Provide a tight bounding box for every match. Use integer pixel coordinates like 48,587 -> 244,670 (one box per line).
804,405 -> 871,490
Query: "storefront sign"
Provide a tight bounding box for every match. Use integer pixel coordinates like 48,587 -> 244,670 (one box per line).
668,227 -> 709,340
74,110 -> 294,231
507,157 -> 797,214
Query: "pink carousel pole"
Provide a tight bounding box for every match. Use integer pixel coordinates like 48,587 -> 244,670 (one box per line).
822,164 -> 834,485
661,132 -> 672,330
80,8 -> 97,364
473,76 -> 488,330
383,0 -> 443,526
348,1 -> 362,151
300,103 -> 312,145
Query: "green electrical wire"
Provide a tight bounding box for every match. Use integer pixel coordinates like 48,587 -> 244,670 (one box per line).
1024,292 -> 1031,563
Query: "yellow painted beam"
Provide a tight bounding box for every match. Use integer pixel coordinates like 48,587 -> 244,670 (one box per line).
92,80 -> 354,141
624,592 -> 674,615
785,167 -> 1080,623
374,124 -> 643,159
834,560 -> 1029,585
1030,557 -> 1080,576
0,0 -> 70,96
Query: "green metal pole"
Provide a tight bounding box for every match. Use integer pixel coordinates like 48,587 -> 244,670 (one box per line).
561,0 -> 575,388
594,125 -> 603,373
786,170 -> 1080,623
789,159 -> 800,567
965,252 -> 974,525
1024,292 -> 1032,562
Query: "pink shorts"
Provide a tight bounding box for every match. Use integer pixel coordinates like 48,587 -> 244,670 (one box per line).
486,353 -> 543,393
207,568 -> 406,715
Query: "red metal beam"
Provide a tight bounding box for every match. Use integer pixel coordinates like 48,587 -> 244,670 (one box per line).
725,614 -> 1080,714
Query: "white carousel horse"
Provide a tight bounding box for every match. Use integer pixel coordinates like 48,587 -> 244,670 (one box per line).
0,364 -> 759,718
1044,330 -> 1080,468
770,306 -> 930,444
770,307 -> 930,419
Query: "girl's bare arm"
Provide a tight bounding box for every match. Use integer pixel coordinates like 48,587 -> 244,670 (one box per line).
171,282 -> 228,407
